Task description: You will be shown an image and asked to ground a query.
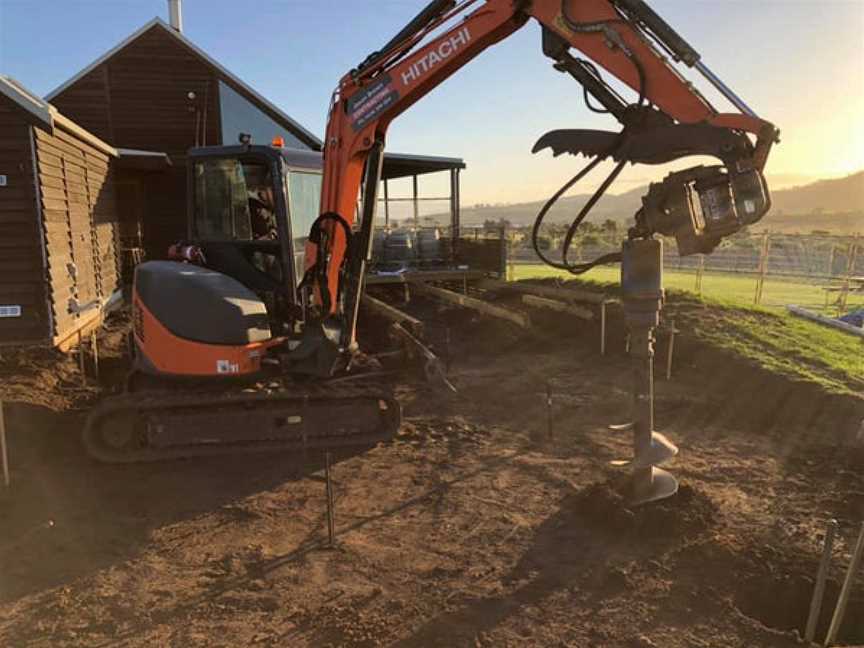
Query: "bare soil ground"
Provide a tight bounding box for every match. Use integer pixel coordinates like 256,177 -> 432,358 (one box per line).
1,293 -> 863,647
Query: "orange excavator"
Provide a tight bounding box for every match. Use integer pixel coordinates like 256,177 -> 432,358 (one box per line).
86,0 -> 776,498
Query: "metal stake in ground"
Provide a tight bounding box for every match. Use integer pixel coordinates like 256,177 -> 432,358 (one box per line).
91,330 -> 100,381
805,518 -> 838,643
545,381 -> 553,439
324,451 -> 336,548
78,331 -> 86,386
664,318 -> 678,381
824,521 -> 864,646
617,238 -> 678,506
0,400 -> 9,488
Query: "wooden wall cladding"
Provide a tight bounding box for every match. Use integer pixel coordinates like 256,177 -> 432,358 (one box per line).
0,104 -> 49,343
33,126 -> 121,343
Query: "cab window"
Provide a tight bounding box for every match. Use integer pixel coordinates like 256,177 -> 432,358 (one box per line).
287,171 -> 322,243
287,171 -> 322,282
193,158 -> 277,241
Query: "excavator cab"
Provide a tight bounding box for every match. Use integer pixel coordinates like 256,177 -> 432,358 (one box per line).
88,144 -> 401,461
130,144 -> 324,378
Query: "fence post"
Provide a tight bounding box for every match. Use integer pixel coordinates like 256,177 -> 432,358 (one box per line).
754,232 -> 770,305
826,243 -> 838,309
695,255 -> 705,297
838,234 -> 859,312
501,224 -> 513,282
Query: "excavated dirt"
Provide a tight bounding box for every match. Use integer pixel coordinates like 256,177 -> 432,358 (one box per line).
1,296 -> 863,647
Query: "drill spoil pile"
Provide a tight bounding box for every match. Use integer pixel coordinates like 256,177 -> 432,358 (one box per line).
1,285 -> 863,647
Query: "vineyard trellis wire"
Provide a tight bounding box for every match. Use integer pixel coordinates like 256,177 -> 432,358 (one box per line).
471,224 -> 864,312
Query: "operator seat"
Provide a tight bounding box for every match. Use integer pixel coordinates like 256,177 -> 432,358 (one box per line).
200,241 -> 286,294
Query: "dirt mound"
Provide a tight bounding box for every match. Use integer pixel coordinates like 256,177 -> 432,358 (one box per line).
568,482 -> 718,541
0,346 -> 91,411
0,312 -> 130,411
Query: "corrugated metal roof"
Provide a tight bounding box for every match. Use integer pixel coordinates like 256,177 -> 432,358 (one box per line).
382,152 -> 466,179
45,18 -> 322,150
0,75 -> 53,130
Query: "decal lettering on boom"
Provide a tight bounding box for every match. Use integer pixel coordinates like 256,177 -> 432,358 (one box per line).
400,27 -> 472,86
346,73 -> 400,132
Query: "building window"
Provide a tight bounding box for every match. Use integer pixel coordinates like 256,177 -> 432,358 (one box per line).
219,81 -> 306,149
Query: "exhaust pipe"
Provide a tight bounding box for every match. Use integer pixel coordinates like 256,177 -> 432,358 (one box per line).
168,0 -> 183,32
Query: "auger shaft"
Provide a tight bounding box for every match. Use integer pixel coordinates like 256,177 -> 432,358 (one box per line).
631,326 -> 656,495
621,238 -> 679,505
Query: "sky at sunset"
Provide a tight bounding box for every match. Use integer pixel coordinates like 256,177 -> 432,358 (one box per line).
1,0 -> 862,205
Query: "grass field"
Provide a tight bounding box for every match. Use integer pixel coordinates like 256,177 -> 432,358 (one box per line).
511,263 -> 864,394
686,301 -> 864,395
512,263 -> 864,313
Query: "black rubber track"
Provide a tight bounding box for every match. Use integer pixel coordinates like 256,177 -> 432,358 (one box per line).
83,382 -> 401,463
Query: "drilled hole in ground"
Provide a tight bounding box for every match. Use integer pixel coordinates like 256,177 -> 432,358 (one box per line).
735,573 -> 864,644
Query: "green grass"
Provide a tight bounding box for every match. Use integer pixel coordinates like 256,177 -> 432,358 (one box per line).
512,263 -> 864,395
512,264 -> 864,313
685,302 -> 864,395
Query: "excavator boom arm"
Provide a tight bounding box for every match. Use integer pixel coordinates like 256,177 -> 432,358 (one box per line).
307,0 -> 776,351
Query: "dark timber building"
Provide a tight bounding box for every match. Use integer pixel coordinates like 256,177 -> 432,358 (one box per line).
0,76 -> 166,347
45,18 -> 322,258
46,17 -> 465,259
1,8 -> 466,348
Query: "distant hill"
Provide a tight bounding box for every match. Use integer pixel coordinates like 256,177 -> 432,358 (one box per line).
770,171 -> 864,214
454,171 -> 864,234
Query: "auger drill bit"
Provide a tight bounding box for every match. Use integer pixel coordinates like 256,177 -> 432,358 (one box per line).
615,238 -> 679,505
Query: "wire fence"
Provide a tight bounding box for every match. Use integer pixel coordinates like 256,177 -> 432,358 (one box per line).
486,227 -> 864,314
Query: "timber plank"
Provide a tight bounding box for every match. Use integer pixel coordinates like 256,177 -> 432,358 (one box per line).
520,294 -> 594,320
0,210 -> 36,225
361,294 -> 424,334
0,199 -> 36,212
476,278 -> 614,305
41,197 -> 70,212
411,281 -> 531,328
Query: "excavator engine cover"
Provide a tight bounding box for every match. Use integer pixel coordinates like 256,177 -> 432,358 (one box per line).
132,261 -> 274,377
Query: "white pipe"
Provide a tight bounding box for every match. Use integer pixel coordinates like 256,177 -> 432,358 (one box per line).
67,289 -> 123,316
168,0 -> 183,32
787,305 -> 864,339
